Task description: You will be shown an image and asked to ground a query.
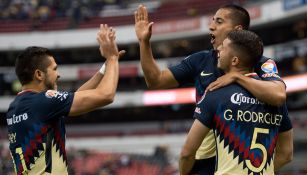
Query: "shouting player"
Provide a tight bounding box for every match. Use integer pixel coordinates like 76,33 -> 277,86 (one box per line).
179,30 -> 293,175
135,4 -> 287,174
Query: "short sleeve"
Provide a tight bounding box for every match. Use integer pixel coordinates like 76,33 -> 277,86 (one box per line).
169,51 -> 211,86
193,92 -> 216,129
37,90 -> 74,121
279,105 -> 293,132
255,58 -> 284,83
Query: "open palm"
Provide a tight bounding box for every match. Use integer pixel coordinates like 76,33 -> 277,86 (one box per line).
134,5 -> 154,42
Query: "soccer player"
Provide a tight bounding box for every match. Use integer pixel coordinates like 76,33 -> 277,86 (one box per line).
6,24 -> 125,175
179,30 -> 293,175
135,4 -> 287,174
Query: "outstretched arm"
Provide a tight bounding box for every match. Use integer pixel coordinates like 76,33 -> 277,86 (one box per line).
135,5 -> 178,89
206,72 -> 286,106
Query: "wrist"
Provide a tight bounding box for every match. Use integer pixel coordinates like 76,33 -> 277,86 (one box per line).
139,39 -> 150,45
234,72 -> 247,83
107,55 -> 119,61
230,72 -> 240,82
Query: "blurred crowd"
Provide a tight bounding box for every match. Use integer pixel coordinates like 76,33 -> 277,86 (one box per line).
0,0 -> 133,29
0,0 -> 130,20
0,143 -> 176,175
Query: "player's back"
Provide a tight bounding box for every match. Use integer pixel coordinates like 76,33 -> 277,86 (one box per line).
196,79 -> 289,175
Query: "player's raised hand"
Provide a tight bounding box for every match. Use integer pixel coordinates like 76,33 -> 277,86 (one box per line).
97,24 -> 125,60
134,4 -> 154,42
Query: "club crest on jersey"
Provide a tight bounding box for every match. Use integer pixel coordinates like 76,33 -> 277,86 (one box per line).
261,59 -> 278,73
45,90 -> 58,98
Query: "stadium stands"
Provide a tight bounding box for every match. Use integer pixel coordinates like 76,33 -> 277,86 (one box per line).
0,0 -> 236,32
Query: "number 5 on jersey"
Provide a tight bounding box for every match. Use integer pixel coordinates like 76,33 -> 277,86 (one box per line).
246,127 -> 269,172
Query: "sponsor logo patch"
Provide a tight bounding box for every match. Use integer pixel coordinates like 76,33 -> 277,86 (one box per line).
261,59 -> 278,73
262,73 -> 281,78
200,71 -> 213,76
230,93 -> 263,105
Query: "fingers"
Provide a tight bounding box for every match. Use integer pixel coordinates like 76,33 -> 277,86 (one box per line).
97,24 -> 116,43
206,82 -> 219,92
109,27 -> 116,41
144,10 -> 148,22
97,24 -> 108,44
135,4 -> 148,22
134,11 -> 138,22
141,5 -> 148,21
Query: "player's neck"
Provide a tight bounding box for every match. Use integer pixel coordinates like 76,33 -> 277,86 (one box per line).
22,82 -> 46,93
229,67 -> 253,75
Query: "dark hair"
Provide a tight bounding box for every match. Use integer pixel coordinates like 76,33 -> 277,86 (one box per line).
227,30 -> 263,68
221,4 -> 250,30
15,46 -> 53,85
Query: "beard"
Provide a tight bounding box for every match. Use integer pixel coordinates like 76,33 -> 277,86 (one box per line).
44,77 -> 56,90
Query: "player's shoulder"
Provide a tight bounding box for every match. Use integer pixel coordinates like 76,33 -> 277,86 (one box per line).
259,55 -> 278,64
209,83 -> 247,100
43,90 -> 71,100
257,56 -> 279,75
22,90 -> 71,105
198,85 -> 236,104
185,49 -> 216,61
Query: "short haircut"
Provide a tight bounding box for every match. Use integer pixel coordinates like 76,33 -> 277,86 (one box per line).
227,30 -> 263,68
15,46 -> 53,85
221,4 -> 250,30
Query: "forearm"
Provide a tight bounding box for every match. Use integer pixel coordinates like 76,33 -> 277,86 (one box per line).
77,71 -> 103,91
274,130 -> 293,172
96,59 -> 119,102
235,74 -> 286,106
179,155 -> 195,175
139,40 -> 163,89
274,155 -> 291,172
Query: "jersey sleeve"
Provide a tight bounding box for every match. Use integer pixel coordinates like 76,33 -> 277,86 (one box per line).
37,90 -> 74,121
169,51 -> 210,86
256,58 -> 284,82
279,104 -> 293,132
193,92 -> 216,129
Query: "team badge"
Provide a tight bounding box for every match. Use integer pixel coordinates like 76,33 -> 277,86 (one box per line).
261,59 -> 278,73
45,90 -> 58,98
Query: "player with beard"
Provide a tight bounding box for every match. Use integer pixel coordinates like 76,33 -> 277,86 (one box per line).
180,30 -> 293,175
6,24 -> 125,175
135,4 -> 287,175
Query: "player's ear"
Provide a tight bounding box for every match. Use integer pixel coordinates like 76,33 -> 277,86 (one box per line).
232,56 -> 240,66
234,25 -> 243,30
34,69 -> 45,81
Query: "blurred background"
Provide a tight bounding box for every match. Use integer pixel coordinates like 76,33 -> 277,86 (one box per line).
0,0 -> 307,174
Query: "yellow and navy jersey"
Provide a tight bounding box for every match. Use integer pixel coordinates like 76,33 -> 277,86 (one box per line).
194,78 -> 292,175
6,90 -> 74,175
169,50 -> 284,162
